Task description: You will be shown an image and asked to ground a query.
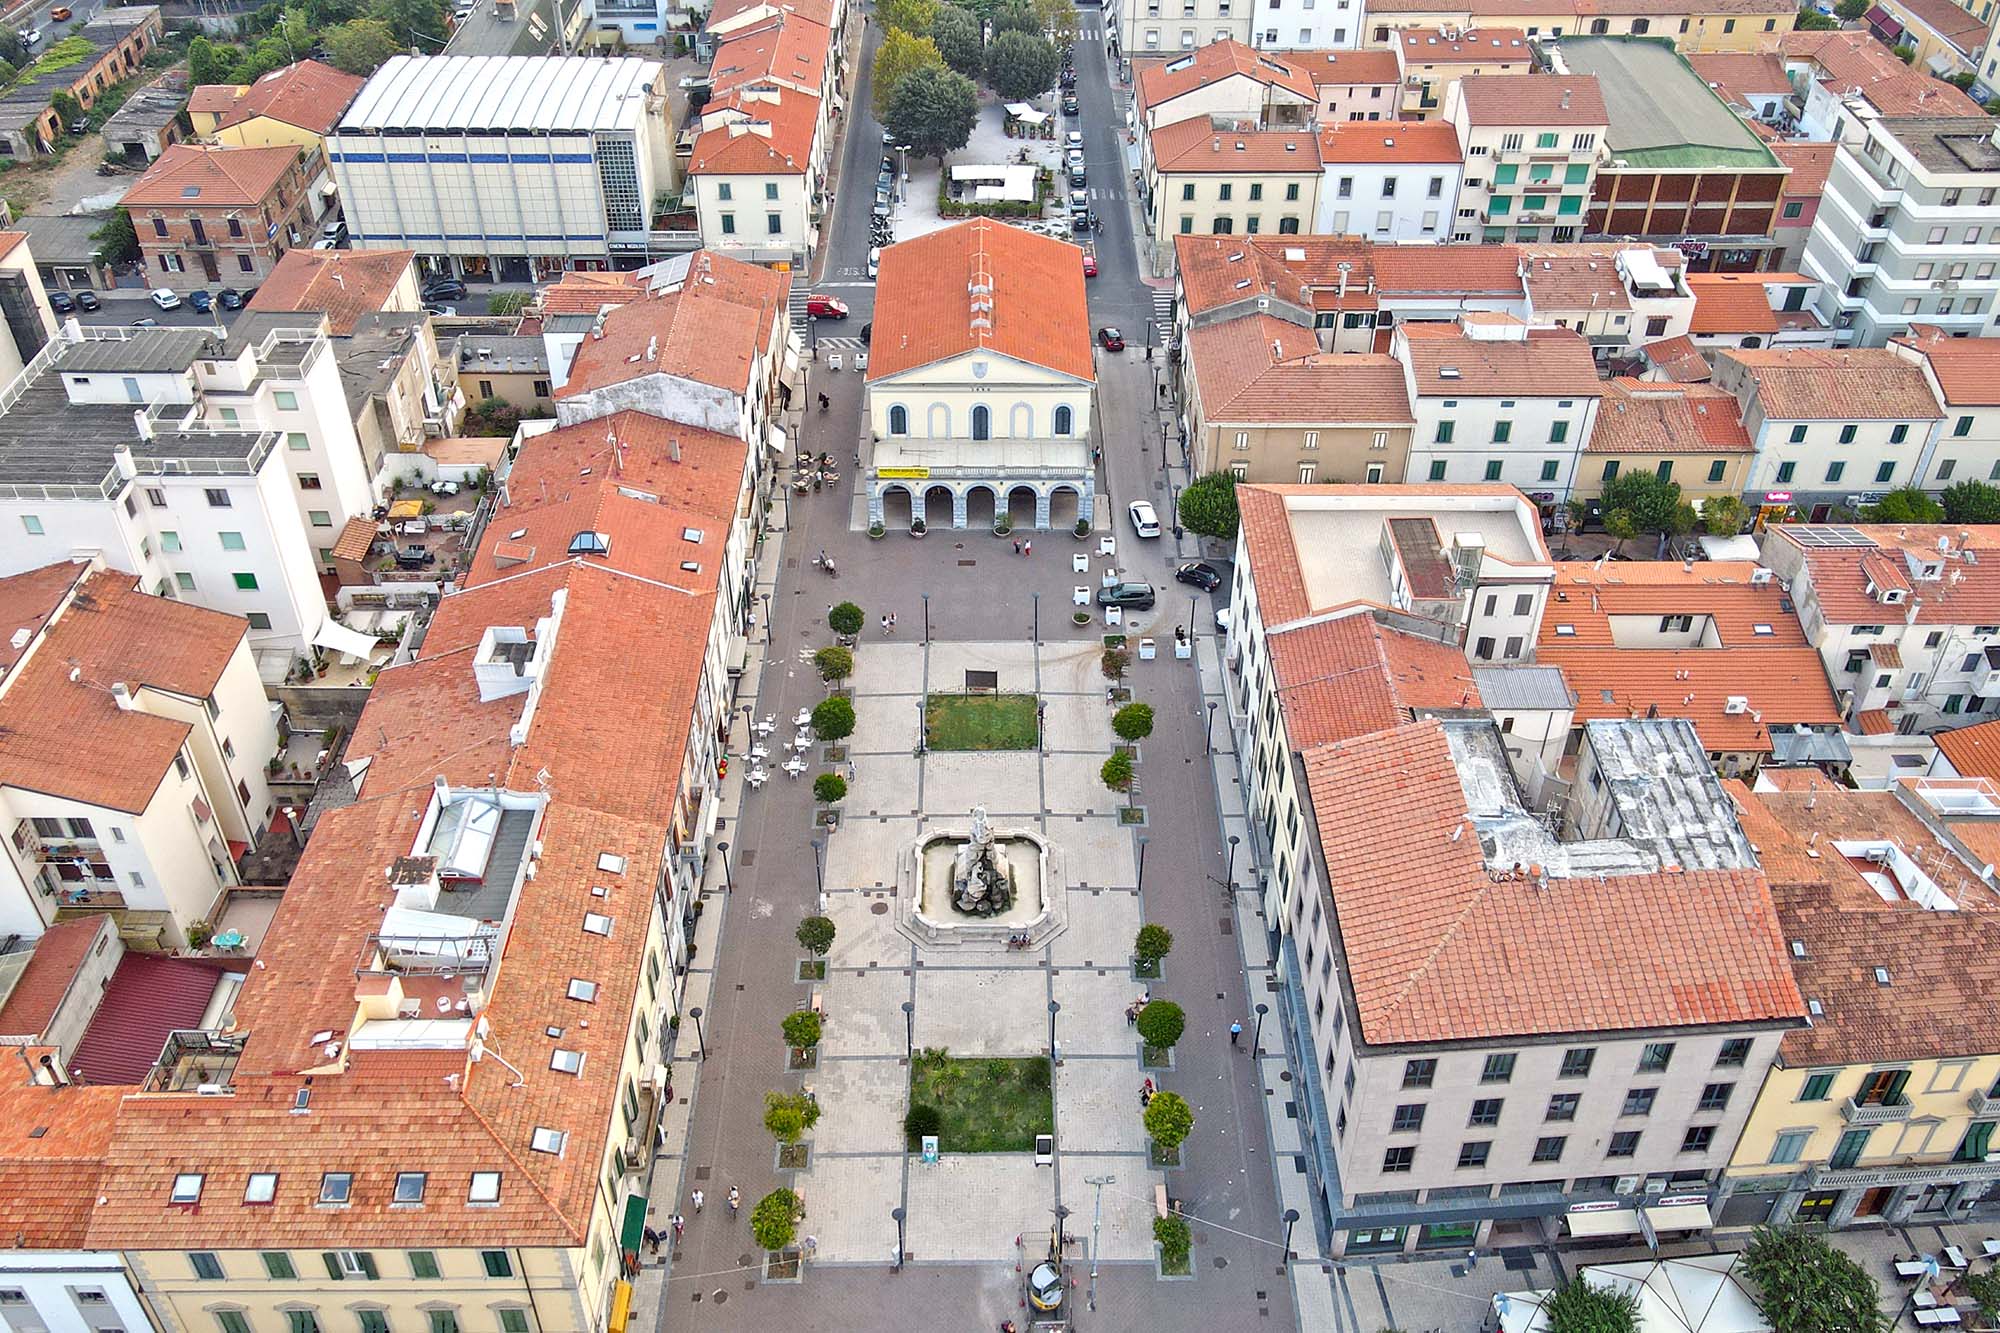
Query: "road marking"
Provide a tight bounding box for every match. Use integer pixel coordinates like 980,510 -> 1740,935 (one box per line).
817,281 -> 877,289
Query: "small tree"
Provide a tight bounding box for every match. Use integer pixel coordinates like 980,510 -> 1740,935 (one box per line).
1602,508 -> 1640,556
813,772 -> 848,805
781,1009 -> 823,1050
1894,42 -> 1917,62
763,1089 -> 822,1143
1031,0 -> 1080,45
1863,485 -> 1945,524
1741,1225 -> 1890,1333
1101,751 -> 1134,800
324,16 -> 400,72
1154,1213 -> 1191,1272
1543,1278 -> 1640,1333
796,915 -> 836,957
51,91 -> 81,131
1112,702 -> 1155,743
90,210 -> 140,264
1135,999 -> 1185,1051
884,64 -> 979,163
984,29 -> 1059,100
811,696 -> 856,742
1943,478 -> 2000,524
904,1103 -> 942,1139
1963,1267 -> 2000,1328
814,644 -> 854,683
1835,0 -> 1867,15
828,601 -> 865,636
930,3 -> 985,74
1134,923 -> 1173,972
1143,1089 -> 1195,1157
750,1188 -> 802,1252
1603,470 -> 1686,538
1100,646 -> 1130,683
1178,470 -> 1242,540
870,28 -> 939,117
1700,494 -> 1747,536
187,35 -> 236,85
1794,7 -> 1838,28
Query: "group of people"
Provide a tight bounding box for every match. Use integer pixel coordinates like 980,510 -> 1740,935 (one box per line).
1004,932 -> 1032,949
794,451 -> 840,493
1010,539 -> 1035,556
879,612 -> 899,633
1124,991 -> 1151,1025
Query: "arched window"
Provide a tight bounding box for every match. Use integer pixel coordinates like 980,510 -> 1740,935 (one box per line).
1009,403 -> 1033,438
972,404 -> 991,441
926,403 -> 950,435
889,404 -> 909,435
1054,405 -> 1074,436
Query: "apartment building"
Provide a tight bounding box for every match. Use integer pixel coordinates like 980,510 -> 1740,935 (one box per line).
1392,27 -> 1532,118
1720,775 -> 2000,1230
1111,0 -> 1253,62
0,562 -> 278,947
0,232 -> 56,387
1686,271 -> 1836,350
1770,142 -> 1837,271
246,246 -> 425,335
1711,347 -> 1945,514
1782,31 -> 1985,142
331,57 -> 673,282
1133,41 -> 1318,131
1870,0 -> 1989,81
1393,317 -> 1605,508
1446,75 -> 1607,244
1800,113 -> 2000,346
1760,523 -> 2000,734
687,86 -> 825,267
1890,326 -> 2000,489
189,59 -> 365,155
121,144 -> 317,290
1518,243 -> 1696,362
1269,48 -> 1405,120
1314,120 -> 1463,240
1147,122 -> 1322,272
1532,558 -> 1843,777
1364,0 -> 1796,50
1184,315 -> 1414,480
1573,378 -> 1755,505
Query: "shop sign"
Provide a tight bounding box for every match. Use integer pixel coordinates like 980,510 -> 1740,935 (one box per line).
1763,491 -> 1793,503
879,467 -> 931,480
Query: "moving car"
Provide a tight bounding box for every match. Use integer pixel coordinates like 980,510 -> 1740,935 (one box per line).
1128,500 -> 1161,538
149,288 -> 182,310
216,287 -> 246,310
49,7 -> 71,18
1175,561 -> 1223,591
1096,581 -> 1156,610
1096,326 -> 1124,351
74,290 -> 98,311
187,290 -> 213,313
421,278 -> 467,302
805,293 -> 848,319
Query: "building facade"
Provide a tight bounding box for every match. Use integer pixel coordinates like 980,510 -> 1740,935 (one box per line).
121,144 -> 317,290
1314,120 -> 1464,240
1446,75 -> 1607,244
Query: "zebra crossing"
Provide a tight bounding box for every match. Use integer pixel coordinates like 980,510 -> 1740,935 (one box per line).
811,335 -> 867,353
1151,289 -> 1176,345
787,288 -> 812,336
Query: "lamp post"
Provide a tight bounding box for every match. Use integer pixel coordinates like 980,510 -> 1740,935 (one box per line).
901,1000 -> 914,1058
717,840 -> 732,893
921,590 -> 930,644
810,835 -> 825,897
1032,590 -> 1040,645
688,1005 -> 706,1059
1136,835 -> 1148,892
1252,1001 -> 1268,1056
892,1206 -> 905,1271
916,697 -> 926,755
1224,833 -> 1240,892
1206,700 -> 1218,755
1048,1000 -> 1061,1059
1282,1208 -> 1300,1269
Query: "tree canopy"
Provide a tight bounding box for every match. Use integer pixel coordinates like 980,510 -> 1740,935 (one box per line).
1602,470 -> 1685,536
1943,479 -> 2000,524
750,1188 -> 802,1251
884,64 -> 978,161
1135,999 -> 1185,1050
1862,485 -> 1945,524
1100,752 -> 1134,794
796,915 -> 836,957
1143,1090 -> 1195,1152
324,18 -> 401,75
930,4 -> 985,75
1112,703 -> 1154,742
1542,1278 -> 1640,1333
811,696 -> 856,742
878,0 -> 941,31
984,29 -> 1059,100
1177,471 -> 1241,540
872,28 -> 946,118
1742,1226 -> 1889,1333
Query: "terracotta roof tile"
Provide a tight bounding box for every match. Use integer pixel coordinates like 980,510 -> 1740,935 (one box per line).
1770,140 -> 1835,198
1883,0 -> 1988,52
1269,609 -> 1479,747
1265,47 -> 1403,85
187,84 -> 244,115
121,144 -> 302,209
1396,26 -> 1532,62
331,515 -> 376,563
247,248 -> 416,335
1587,379 -> 1750,453
559,253 -> 788,399
539,270 -> 642,316
1935,717 -> 2000,778
1455,74 -> 1606,125
1642,334 -> 1712,382
1855,707 -> 1896,734
1717,347 -> 1942,421
1317,119 -> 1460,163
0,1078 -> 122,1249
1188,317 -> 1412,424
1687,273 -> 1782,335
214,60 -> 365,136
1894,325 -> 2000,406
1774,524 -> 2000,626
709,13 -> 832,97
868,219 -> 1093,382
1175,235 -> 1525,317
1137,40 -> 1316,115
1150,117 -> 1321,173
1399,323 -> 1604,397
688,88 -> 820,175
0,919 -> 106,1039
1780,31 -> 1986,118
1686,51 -> 1790,112
1518,243 -> 1683,313
0,561 -> 85,676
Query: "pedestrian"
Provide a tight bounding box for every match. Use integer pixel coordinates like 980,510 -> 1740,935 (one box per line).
1013,539 -> 1022,554
727,1185 -> 741,1215
644,1225 -> 662,1257
1023,540 -> 1032,556
889,612 -> 898,632
671,1212 -> 686,1240
825,605 -> 833,625
1229,1021 -> 1242,1046
818,548 -> 827,568
803,1234 -> 819,1258
691,1188 -> 704,1213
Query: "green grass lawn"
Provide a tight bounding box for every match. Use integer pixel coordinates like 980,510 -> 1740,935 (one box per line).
907,1054 -> 1054,1153
924,693 -> 1039,751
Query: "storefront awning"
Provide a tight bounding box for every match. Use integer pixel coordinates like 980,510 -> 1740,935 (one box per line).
1566,1208 -> 1642,1239
313,618 -> 380,662
1645,1202 -> 1715,1232
768,424 -> 788,455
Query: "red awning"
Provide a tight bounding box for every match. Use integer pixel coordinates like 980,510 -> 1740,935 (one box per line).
1866,6 -> 1905,37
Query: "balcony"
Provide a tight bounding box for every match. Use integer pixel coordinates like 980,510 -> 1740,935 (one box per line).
1970,1089 -> 2000,1118
1842,1095 -> 1914,1125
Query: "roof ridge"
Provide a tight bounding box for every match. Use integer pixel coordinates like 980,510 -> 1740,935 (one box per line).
458,1090 -> 586,1243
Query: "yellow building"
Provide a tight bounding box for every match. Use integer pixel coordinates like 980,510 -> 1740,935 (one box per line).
1364,0 -> 1796,52
1572,379 -> 1756,504
1145,120 -> 1322,277
1716,776 -> 2000,1231
190,59 -> 366,153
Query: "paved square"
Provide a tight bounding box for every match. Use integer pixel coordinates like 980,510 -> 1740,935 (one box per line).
1055,1059 -> 1153,1155
921,752 -> 1043,819
825,889 -> 908,970
1049,888 -> 1141,969
819,966 -> 913,1058
903,1154 -> 1055,1261
850,642 -> 926,695
1050,968 -> 1153,1057
807,1056 -> 910,1155
912,967 -> 1052,1056
796,1153 -> 902,1263
849,700 -> 923,757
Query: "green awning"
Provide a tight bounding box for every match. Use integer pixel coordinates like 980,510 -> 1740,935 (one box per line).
619,1193 -> 648,1256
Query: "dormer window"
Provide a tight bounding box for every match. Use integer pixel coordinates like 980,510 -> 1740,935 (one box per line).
530,1127 -> 567,1155
567,531 -> 610,557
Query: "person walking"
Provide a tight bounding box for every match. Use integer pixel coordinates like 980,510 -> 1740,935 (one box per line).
727,1185 -> 741,1215
671,1212 -> 686,1241
1013,539 -> 1022,554
691,1188 -> 705,1213
1229,1021 -> 1242,1046
1023,540 -> 1033,556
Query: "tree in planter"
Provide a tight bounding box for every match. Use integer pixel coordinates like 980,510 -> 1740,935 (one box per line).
1962,1267 -> 2000,1328
750,1188 -> 803,1252
930,3 -> 984,75
796,914 -> 837,958
1177,471 -> 1241,541
1101,751 -> 1135,802
884,64 -> 979,164
828,602 -> 865,637
1699,494 -> 1747,536
763,1090 -> 823,1144
1863,485 -> 1944,524
1135,999 -> 1185,1054
1154,1213 -> 1191,1273
1101,646 -> 1130,685
813,645 -> 853,683
1541,1278 -> 1639,1333
1134,923 -> 1173,976
985,29 -> 1060,101
812,695 -> 857,742
781,1009 -> 823,1051
1741,1225 -> 1889,1333
1143,1089 -> 1194,1160
1944,478 -> 2000,524
1113,702 -> 1154,744
1602,508 -> 1640,557
813,772 -> 848,806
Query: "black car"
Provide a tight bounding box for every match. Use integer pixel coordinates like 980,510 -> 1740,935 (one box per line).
1096,581 -> 1155,610
1175,561 -> 1222,592
216,288 -> 246,310
48,290 -> 74,314
1062,94 -> 1079,114
188,290 -> 213,313
74,290 -> 100,312
422,278 -> 468,302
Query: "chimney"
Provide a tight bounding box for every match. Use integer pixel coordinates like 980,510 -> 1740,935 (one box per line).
1560,88 -> 1570,110
112,441 -> 138,480
110,683 -> 135,711
132,411 -> 154,444
670,437 -> 682,462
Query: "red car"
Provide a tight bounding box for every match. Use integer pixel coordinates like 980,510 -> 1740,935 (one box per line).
1082,252 -> 1097,277
805,294 -> 848,319
1097,326 -> 1124,351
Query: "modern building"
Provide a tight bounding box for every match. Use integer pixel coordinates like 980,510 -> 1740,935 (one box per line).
1270,47 -> 1405,121
121,144 -> 318,290
1363,0 -> 1797,51
1391,26 -> 1532,118
1554,37 -> 1790,273
865,220 -> 1095,532
1890,325 -> 2000,490
330,56 -> 673,282
1720,774 -> 2000,1230
1133,41 -> 1318,132
1145,121 -> 1323,271
0,6 -> 163,159
0,232 -> 56,387
1710,347 -> 1945,515
1572,378 -> 1755,505
189,59 -> 366,156
1799,113 -> 2000,346
1314,119 -> 1464,240
0,561 -> 278,947
1445,74 -> 1607,244
1759,523 -> 2000,734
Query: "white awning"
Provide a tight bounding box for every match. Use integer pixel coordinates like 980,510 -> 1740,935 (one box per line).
1645,1202 -> 1714,1232
768,424 -> 788,455
314,618 -> 381,661
1565,1208 -> 1641,1239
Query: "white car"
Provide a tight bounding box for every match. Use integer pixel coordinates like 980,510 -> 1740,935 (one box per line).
1066,131 -> 1083,151
867,247 -> 880,278
1065,148 -> 1085,167
148,288 -> 182,311
1128,499 -> 1161,538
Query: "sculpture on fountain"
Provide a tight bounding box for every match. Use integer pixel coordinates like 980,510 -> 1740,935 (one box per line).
951,805 -> 1017,916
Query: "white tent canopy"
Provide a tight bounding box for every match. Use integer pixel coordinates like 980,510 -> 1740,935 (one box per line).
1496,1254 -> 1770,1333
1003,102 -> 1048,124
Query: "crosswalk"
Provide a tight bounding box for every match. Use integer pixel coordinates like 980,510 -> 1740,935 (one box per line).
1152,289 -> 1176,346
811,335 -> 867,352
787,288 -> 812,336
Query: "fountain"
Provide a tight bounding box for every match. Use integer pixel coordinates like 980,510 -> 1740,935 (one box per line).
897,805 -> 1067,949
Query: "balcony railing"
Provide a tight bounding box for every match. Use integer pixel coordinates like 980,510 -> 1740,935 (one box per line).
1842,1095 -> 1913,1125
1969,1089 -> 2000,1118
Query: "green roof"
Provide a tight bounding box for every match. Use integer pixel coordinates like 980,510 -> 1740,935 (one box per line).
1557,36 -> 1779,171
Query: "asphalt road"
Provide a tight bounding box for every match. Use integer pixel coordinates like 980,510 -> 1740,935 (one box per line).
6,0 -> 98,49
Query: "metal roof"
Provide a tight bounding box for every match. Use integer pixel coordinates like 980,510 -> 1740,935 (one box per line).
337,55 -> 664,135
1470,664 -> 1576,712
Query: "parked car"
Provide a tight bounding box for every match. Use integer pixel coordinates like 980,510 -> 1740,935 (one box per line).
1069,188 -> 1088,212
1069,165 -> 1086,186
421,278 -> 467,302
867,247 -> 880,278
216,287 -> 246,310
149,288 -> 182,310
1128,500 -> 1161,538
423,303 -> 456,317
130,317 -> 158,327
48,290 -> 73,314
188,290 -> 213,313
1097,326 -> 1124,351
1063,94 -> 1079,114
21,28 -> 42,47
1066,131 -> 1083,151
1081,251 -> 1096,276
806,293 -> 848,319
320,218 -> 347,242
1175,561 -> 1223,591
49,6 -> 71,18
1096,581 -> 1156,610
74,290 -> 99,312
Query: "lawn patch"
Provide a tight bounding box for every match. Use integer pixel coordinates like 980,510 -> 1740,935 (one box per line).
924,693 -> 1039,751
906,1051 -> 1054,1153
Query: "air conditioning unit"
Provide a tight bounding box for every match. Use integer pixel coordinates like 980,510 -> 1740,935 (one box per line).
1643,1178 -> 1668,1195
1614,1176 -> 1640,1195
1724,695 -> 1749,714
1750,568 -> 1773,586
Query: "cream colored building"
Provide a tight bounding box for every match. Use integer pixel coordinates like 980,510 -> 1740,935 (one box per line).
191,59 -> 365,155
1133,40 -> 1318,131
1364,0 -> 1799,52
1389,26 -> 1534,118
1446,75 -> 1608,244
0,231 -> 56,386
1146,121 -> 1322,275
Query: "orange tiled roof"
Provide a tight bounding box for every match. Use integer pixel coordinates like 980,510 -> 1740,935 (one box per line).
1935,717 -> 2000,779
121,144 -> 302,209
1686,51 -> 1789,111
1770,140 -> 1835,199
1136,40 -> 1316,115
1687,273 -> 1781,335
1399,323 -> 1604,397
559,252 -> 789,400
187,83 -> 244,115
1151,118 -> 1321,173
1586,379 -> 1751,453
1265,47 -> 1403,85
1270,609 -> 1479,747
247,248 -> 415,335
1780,31 -> 1986,118
1317,119 -> 1460,164
214,59 -> 364,136
1642,334 -> 1712,383
1455,74 -> 1606,125
1894,325 -> 2000,407
0,570 -> 247,813
539,270 -> 643,316
0,560 -> 85,676
868,219 -> 1094,383
1304,719 -> 1804,1045
1855,707 -> 1896,735
1396,26 -> 1532,63
0,919 -> 106,1038
709,12 -> 832,97
1518,242 -> 1683,313
1189,317 -> 1412,424
0,1078 -> 123,1249
1175,235 -> 1526,316
687,88 -> 820,175
1717,347 -> 1942,422
1774,525 -> 2000,626
330,515 -> 376,564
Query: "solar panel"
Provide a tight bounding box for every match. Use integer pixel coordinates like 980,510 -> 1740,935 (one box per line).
1788,526 -> 1873,548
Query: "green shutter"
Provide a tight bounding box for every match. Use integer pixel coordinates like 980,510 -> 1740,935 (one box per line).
1884,1068 -> 1911,1103
324,1252 -> 343,1280
360,1252 -> 378,1279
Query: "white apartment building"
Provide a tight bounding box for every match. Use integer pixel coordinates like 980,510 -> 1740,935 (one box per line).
1801,111 -> 2000,346
1710,346 -> 1945,516
0,232 -> 56,387
1761,524 -> 2000,733
1446,75 -> 1607,244
1521,244 -> 1696,362
0,562 -> 278,947
1315,120 -> 1464,239
1111,0 -> 1252,61
330,56 -> 673,283
686,87 -> 825,267
0,1249 -> 152,1333
1892,328 -> 2000,489
1253,0 -> 1365,49
1393,317 -> 1606,509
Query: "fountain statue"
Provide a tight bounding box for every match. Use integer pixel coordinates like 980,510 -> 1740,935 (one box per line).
951,806 -> 1016,916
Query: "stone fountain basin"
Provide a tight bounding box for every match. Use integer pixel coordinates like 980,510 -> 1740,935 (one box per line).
897,826 -> 1066,950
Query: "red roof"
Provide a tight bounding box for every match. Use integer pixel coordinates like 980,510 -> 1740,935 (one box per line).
214,60 -> 365,136
1894,325 -> 2000,406
1780,31 -> 1986,117
0,919 -> 106,1039
1137,40 -> 1316,116
69,954 -> 233,1085
1771,140 -> 1835,200
1588,379 -> 1751,453
1935,716 -> 2000,777
1269,609 -> 1479,747
687,88 -> 820,175
0,561 -> 85,676
247,248 -> 415,335
1317,119 -> 1461,164
1397,25 -> 1532,62
559,252 -> 789,400
1455,74 -> 1606,125
1687,273 -> 1781,335
1151,118 -> 1321,173
1775,525 -> 2000,626
1175,234 -> 1525,317
121,144 -> 302,209
1265,47 -> 1403,85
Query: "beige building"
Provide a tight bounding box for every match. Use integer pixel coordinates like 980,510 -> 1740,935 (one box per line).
1146,120 -> 1322,274
1445,74 -> 1608,244
1390,26 -> 1534,117
1134,40 -> 1319,131
189,59 -> 365,155
1365,0 -> 1799,51
0,231 -> 56,385
1269,47 -> 1405,120
1573,378 -> 1756,502
1185,314 -> 1413,481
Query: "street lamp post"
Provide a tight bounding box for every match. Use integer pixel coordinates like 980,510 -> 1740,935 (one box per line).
1282,1208 -> 1300,1269
1048,1000 -> 1061,1059
901,1000 -> 914,1058
1224,833 -> 1240,893
892,1206 -> 905,1271
1032,590 -> 1040,645
1252,1001 -> 1268,1056
716,841 -> 732,893
810,835 -> 825,897
688,1005 -> 706,1059
1206,700 -> 1218,754
921,590 -> 930,644
1136,835 -> 1148,891
916,697 -> 926,755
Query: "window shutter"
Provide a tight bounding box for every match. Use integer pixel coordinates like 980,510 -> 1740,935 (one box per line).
360,1252 -> 378,1279
1885,1069 -> 1911,1102
323,1252 -> 344,1280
